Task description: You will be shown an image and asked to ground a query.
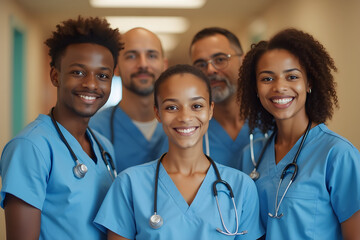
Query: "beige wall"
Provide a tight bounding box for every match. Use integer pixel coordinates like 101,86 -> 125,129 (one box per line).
0,0 -> 45,238
238,0 -> 360,149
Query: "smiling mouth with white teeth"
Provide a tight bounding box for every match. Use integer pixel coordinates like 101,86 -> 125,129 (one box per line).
175,127 -> 197,134
272,98 -> 293,104
79,95 -> 96,101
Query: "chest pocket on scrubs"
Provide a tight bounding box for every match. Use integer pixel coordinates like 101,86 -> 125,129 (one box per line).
212,186 -> 245,236
266,169 -> 319,240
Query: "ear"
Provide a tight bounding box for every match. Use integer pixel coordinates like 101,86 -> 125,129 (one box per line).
209,101 -> 214,120
50,67 -> 60,87
154,105 -> 162,123
162,58 -> 169,71
306,81 -> 312,93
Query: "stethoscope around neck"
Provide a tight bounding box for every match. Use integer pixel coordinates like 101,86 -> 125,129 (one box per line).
249,120 -> 312,219
149,153 -> 247,236
50,107 -> 117,180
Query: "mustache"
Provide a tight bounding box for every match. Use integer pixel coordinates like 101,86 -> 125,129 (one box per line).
74,90 -> 103,98
131,70 -> 155,78
208,75 -> 226,82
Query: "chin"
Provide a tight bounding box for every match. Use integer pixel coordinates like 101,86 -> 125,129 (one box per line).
77,108 -> 101,118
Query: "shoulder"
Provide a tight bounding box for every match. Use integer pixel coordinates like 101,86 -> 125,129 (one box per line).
3,115 -> 57,150
316,124 -> 359,155
116,160 -> 157,182
90,107 -> 114,125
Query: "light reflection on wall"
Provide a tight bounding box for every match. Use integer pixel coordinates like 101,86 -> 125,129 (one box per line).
100,75 -> 122,111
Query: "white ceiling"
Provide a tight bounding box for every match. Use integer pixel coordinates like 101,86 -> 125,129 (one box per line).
14,0 -> 275,65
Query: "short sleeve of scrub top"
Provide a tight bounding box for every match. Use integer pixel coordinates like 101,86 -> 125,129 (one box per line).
1,137 -> 49,209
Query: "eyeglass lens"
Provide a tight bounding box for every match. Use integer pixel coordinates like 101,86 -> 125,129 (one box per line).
194,53 -> 230,71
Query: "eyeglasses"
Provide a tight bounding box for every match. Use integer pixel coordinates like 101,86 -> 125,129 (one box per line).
193,53 -> 242,71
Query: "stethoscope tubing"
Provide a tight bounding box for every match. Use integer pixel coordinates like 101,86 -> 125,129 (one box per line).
110,105 -> 117,144
267,120 -> 312,218
88,128 -> 117,180
249,130 -> 276,179
50,107 -> 117,180
151,153 -> 246,235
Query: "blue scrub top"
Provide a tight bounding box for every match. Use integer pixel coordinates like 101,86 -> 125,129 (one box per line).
94,160 -> 264,240
90,106 -> 168,173
239,124 -> 360,240
203,119 -> 265,169
0,114 -> 114,240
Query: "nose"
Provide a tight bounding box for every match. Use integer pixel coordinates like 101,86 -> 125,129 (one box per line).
82,73 -> 98,90
205,61 -> 218,75
272,78 -> 288,93
138,54 -> 149,69
177,107 -> 193,122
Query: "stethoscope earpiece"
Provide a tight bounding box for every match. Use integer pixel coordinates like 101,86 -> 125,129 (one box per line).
149,214 -> 163,229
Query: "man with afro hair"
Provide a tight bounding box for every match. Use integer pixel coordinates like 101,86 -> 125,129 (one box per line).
0,16 -> 122,239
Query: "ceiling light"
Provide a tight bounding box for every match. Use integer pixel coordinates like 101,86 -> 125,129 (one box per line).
90,0 -> 206,8
106,16 -> 189,34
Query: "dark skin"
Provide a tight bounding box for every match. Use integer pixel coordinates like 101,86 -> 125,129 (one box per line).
256,49 -> 360,239
4,43 -> 114,240
108,73 -> 214,240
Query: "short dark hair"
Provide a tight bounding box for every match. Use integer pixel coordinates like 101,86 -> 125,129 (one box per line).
238,28 -> 338,133
190,27 -> 243,55
154,64 -> 212,108
45,16 -> 123,69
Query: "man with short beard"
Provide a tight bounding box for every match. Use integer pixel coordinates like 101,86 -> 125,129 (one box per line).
90,28 -> 168,173
190,27 -> 265,169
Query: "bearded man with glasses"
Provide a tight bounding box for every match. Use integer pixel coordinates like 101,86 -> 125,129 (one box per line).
190,27 -> 266,169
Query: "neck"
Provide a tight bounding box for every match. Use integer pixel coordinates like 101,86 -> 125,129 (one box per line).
213,95 -> 241,123
213,96 -> 243,140
119,88 -> 155,122
51,106 -> 89,142
163,146 -> 209,175
275,117 -> 311,147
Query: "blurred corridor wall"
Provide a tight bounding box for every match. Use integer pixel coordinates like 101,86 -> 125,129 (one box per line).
0,0 -> 46,238
238,0 -> 360,149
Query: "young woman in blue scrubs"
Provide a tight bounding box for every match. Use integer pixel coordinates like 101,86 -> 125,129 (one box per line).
0,17 -> 122,239
94,64 -> 264,239
237,28 -> 360,239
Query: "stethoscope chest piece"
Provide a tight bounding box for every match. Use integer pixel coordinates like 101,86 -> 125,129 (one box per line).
249,170 -> 260,180
73,160 -> 88,179
149,214 -> 163,229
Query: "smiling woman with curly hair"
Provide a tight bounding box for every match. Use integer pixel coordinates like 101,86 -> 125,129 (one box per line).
238,28 -> 360,240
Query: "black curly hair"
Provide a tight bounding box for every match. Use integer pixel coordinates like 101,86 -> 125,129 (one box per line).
238,28 -> 338,133
45,16 -> 123,69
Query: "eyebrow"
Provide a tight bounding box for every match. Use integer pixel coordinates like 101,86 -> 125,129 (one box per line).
193,52 -> 226,63
124,49 -> 160,55
257,68 -> 302,76
161,96 -> 206,104
69,63 -> 112,72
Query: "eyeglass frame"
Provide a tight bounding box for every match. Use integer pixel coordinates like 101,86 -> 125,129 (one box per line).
193,52 -> 243,71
